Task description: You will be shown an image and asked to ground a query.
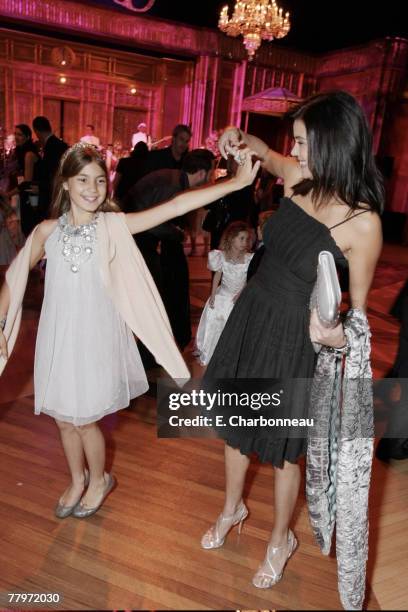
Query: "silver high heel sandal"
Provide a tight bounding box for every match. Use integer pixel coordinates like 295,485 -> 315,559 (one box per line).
54,469 -> 90,519
252,529 -> 298,588
201,501 -> 248,549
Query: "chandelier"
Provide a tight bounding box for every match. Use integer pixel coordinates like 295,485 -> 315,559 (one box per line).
218,0 -> 291,60
112,0 -> 156,12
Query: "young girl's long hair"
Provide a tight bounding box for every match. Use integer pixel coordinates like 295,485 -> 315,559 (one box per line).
219,221 -> 251,253
51,144 -> 119,218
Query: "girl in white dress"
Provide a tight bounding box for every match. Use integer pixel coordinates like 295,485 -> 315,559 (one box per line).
195,221 -> 253,365
0,143 -> 260,519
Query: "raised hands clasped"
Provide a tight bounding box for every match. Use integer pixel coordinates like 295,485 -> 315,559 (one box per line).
234,149 -> 261,188
218,127 -> 244,160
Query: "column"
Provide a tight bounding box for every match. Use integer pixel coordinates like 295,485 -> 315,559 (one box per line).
229,59 -> 247,127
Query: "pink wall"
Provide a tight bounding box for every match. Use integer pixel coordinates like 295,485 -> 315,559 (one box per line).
0,0 -> 406,213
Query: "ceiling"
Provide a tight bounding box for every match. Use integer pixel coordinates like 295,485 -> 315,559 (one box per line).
85,0 -> 407,54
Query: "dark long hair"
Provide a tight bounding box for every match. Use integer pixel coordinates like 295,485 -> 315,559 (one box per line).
290,91 -> 384,213
15,123 -> 37,172
51,144 -> 119,218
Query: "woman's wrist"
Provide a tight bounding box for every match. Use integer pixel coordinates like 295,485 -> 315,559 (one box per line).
326,334 -> 350,355
245,134 -> 269,161
335,333 -> 347,348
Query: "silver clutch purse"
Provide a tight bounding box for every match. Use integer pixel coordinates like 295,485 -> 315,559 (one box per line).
310,251 -> 342,353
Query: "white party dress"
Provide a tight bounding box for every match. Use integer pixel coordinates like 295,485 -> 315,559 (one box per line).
34,213 -> 148,425
195,249 -> 253,366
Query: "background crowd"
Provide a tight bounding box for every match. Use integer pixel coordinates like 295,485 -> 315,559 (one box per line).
0,113 -> 406,462
0,116 -> 282,357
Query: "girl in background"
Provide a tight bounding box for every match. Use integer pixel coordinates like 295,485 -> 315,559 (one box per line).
195,221 -> 253,366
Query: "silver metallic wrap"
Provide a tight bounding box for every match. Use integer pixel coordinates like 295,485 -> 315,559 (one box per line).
306,309 -> 374,610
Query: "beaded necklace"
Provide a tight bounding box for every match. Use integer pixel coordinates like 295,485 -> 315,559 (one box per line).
58,212 -> 98,273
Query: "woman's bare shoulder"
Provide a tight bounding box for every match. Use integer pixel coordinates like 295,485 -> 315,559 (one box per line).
353,206 -> 382,236
347,206 -> 382,255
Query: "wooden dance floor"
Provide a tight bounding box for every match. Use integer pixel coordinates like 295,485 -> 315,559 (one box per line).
0,242 -> 407,610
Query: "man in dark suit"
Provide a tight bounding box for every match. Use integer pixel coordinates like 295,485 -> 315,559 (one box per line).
32,116 -> 68,219
143,124 -> 192,176
247,210 -> 274,282
123,148 -> 215,365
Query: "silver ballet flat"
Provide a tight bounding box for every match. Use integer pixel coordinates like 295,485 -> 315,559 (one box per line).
72,474 -> 116,518
54,469 -> 90,519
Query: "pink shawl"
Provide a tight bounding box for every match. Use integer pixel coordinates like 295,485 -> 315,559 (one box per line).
0,212 -> 190,380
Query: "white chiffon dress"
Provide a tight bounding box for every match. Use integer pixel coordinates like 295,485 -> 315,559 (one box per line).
34,213 -> 148,425
195,249 -> 253,366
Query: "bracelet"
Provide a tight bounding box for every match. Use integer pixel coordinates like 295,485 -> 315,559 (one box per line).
326,337 -> 350,356
0,317 -> 6,331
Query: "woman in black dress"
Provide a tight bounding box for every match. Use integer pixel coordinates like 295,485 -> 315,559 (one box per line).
7,124 -> 40,236
201,91 -> 384,589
